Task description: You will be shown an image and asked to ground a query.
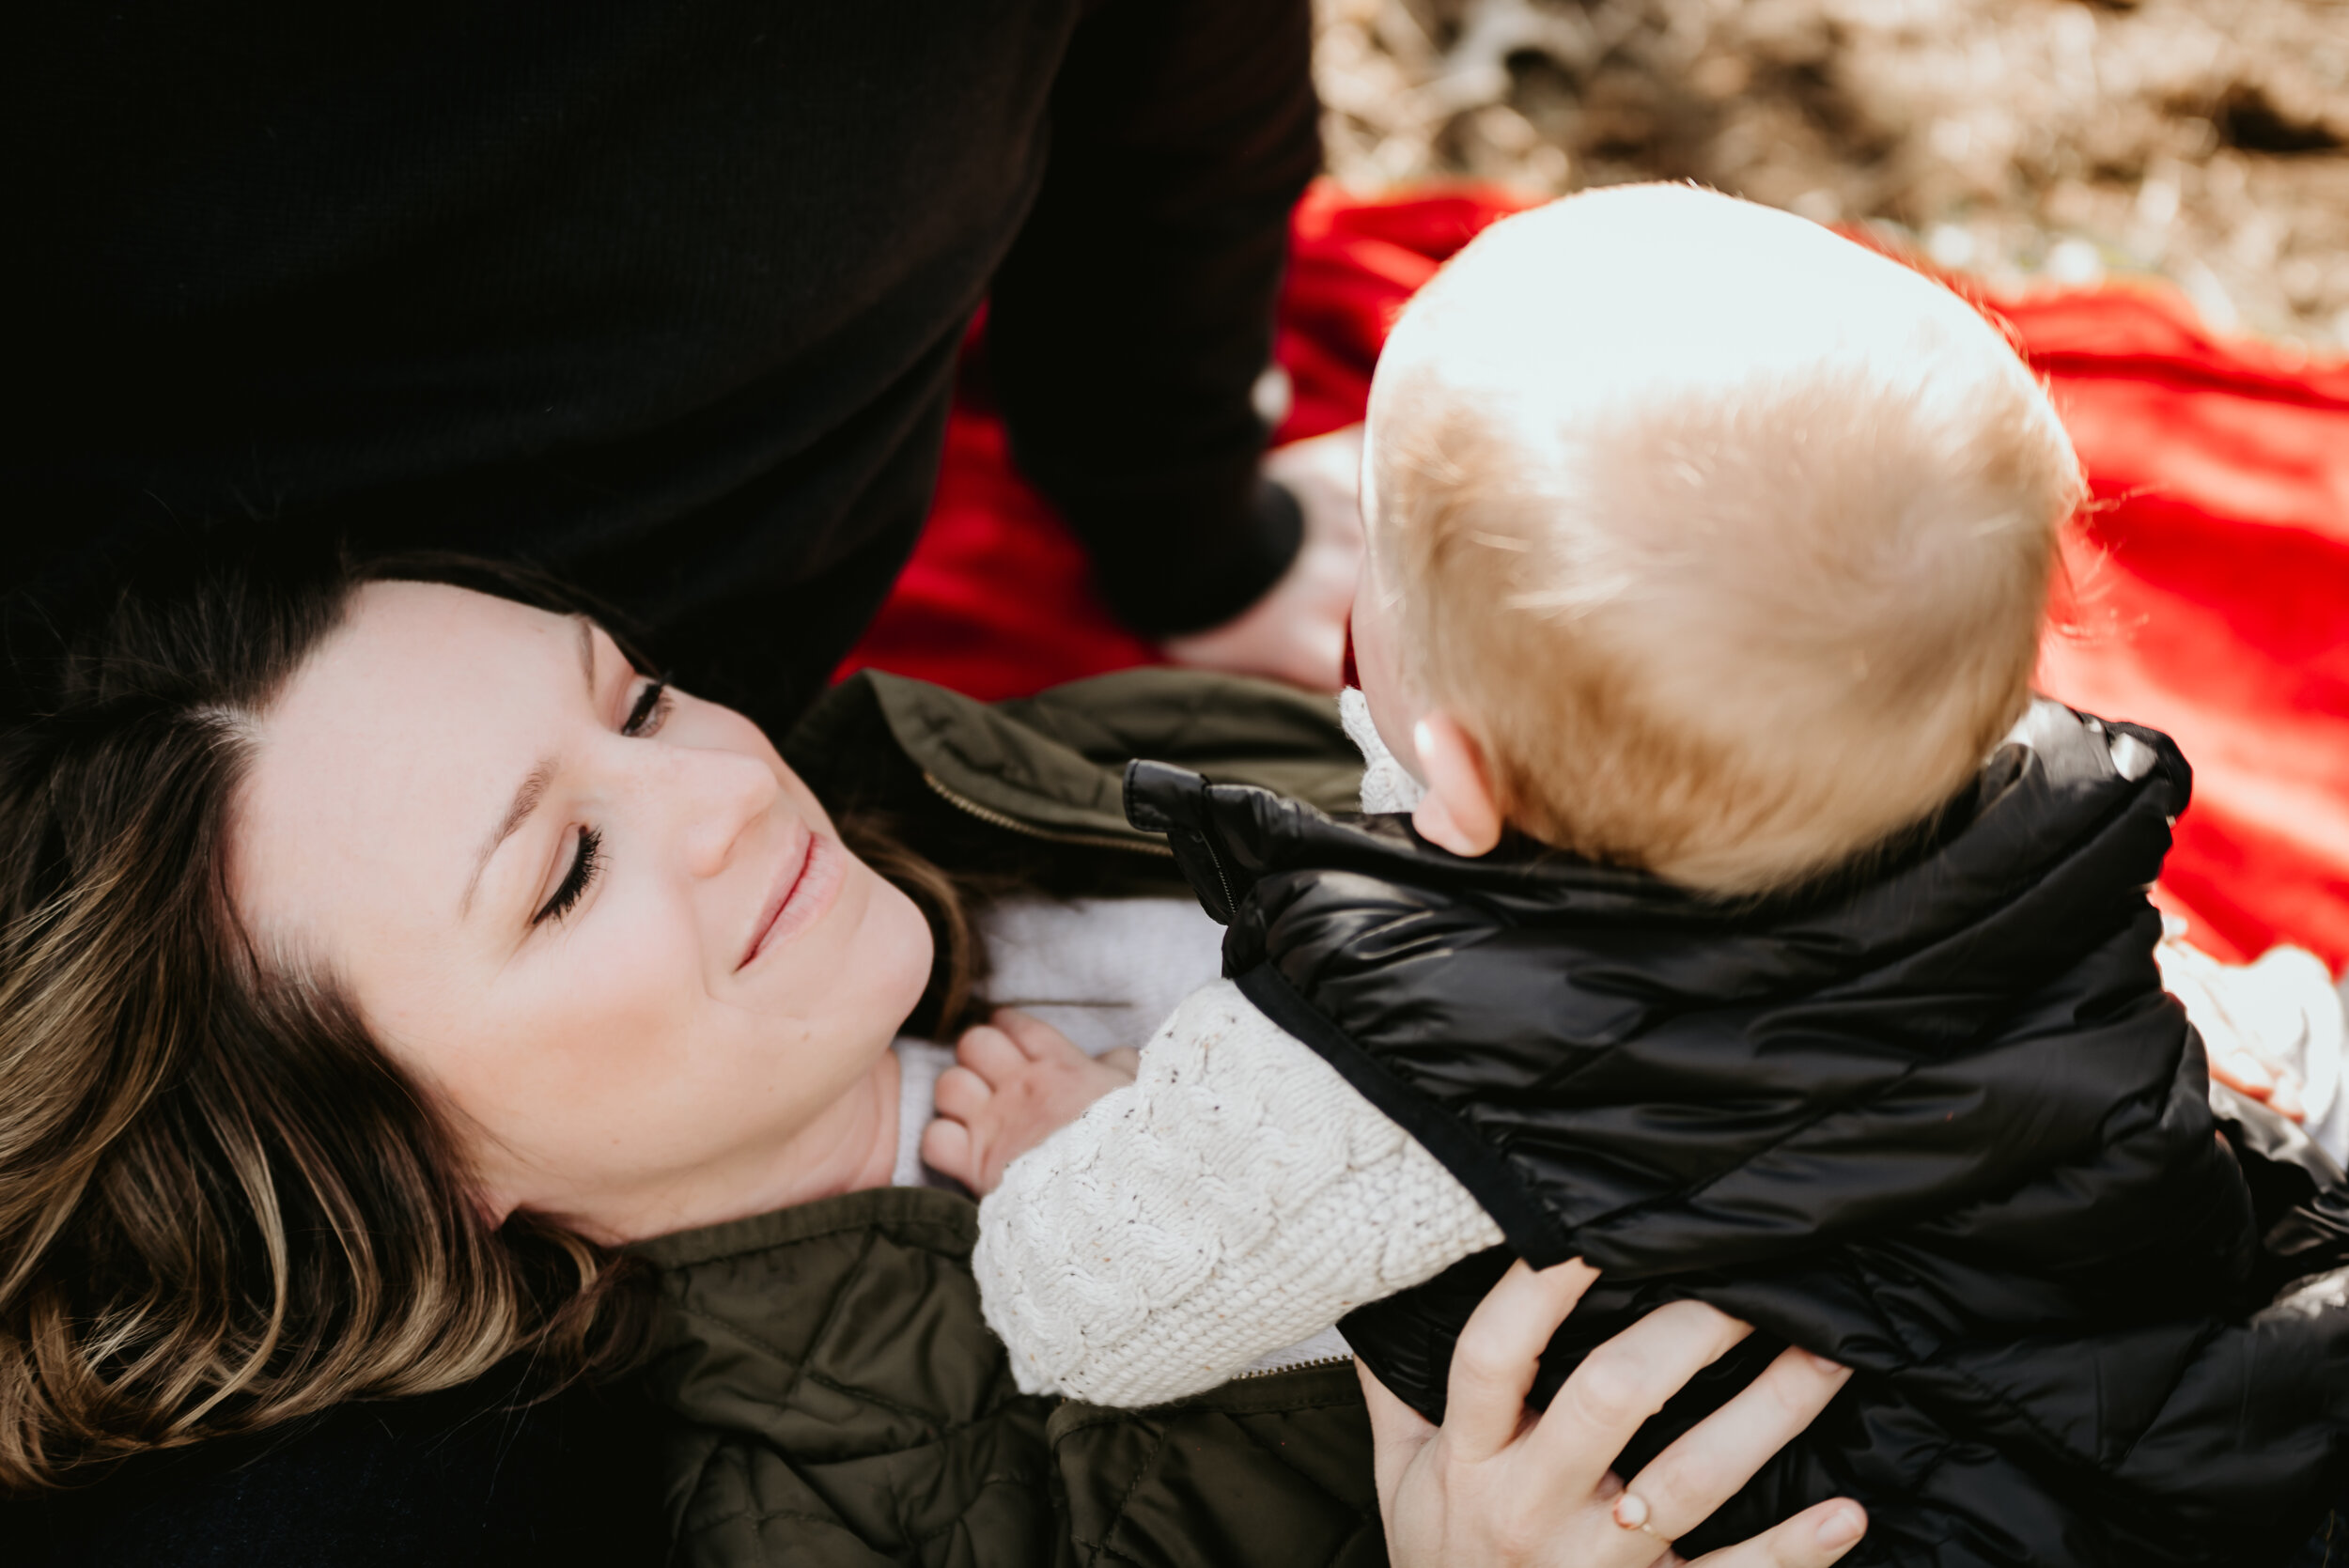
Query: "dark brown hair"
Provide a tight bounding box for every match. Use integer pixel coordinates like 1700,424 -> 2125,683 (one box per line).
0,538 -> 970,1488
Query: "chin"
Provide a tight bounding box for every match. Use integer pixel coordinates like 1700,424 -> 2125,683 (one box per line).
856,871 -> 938,1033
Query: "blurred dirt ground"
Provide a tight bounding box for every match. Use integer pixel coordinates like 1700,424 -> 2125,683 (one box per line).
1314,0 -> 2349,347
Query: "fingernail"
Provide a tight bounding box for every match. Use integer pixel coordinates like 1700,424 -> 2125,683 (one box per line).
1815,1506 -> 1864,1548
1807,1349 -> 1847,1375
1613,1491 -> 1650,1530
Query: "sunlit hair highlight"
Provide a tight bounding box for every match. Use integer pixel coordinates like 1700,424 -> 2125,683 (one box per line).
1367,185 -> 2082,893
0,545 -> 663,1489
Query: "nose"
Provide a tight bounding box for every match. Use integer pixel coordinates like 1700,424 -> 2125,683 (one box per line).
666,743 -> 784,880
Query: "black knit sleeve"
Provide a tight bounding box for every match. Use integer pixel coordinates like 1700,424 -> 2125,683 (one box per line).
986,0 -> 1322,639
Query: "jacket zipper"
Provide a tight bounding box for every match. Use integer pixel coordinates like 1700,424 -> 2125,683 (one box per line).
1228,1353 -> 1356,1381
1202,840 -> 1238,923
922,771 -> 1175,859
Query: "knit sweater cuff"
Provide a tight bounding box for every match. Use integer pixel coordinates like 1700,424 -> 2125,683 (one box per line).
972,979 -> 1502,1406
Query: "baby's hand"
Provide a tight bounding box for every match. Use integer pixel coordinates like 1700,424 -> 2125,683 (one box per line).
922,1009 -> 1139,1195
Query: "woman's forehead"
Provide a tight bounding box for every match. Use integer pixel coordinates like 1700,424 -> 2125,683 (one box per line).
320,581 -> 581,684
233,582 -> 589,935
263,582 -> 586,768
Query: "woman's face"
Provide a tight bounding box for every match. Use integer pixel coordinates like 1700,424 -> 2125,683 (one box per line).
233,582 -> 933,1242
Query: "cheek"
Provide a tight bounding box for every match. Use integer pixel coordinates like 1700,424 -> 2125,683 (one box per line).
536,916 -> 705,1062
748,857 -> 932,1048
381,905 -> 708,1141
863,875 -> 936,1022
550,897 -> 721,1095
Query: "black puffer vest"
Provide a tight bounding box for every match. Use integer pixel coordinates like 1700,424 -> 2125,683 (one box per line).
1126,701 -> 2349,1568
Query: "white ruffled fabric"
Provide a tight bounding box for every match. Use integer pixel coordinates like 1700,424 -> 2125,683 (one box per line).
2155,916 -> 2349,1167
1341,686 -> 1425,815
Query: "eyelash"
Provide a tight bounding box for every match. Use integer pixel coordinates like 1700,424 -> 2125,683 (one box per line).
536,827 -> 601,924
623,675 -> 673,738
532,676 -> 672,927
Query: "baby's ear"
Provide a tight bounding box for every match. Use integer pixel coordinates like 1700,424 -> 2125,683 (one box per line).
1410,713 -> 1503,857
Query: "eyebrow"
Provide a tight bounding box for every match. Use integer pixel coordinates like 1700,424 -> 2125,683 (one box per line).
458,617 -> 600,919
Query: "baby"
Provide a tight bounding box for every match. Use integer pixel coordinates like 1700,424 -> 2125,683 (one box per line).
926,186 -> 2349,1567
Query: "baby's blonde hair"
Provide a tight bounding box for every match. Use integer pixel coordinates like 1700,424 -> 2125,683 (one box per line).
1367,185 -> 2081,894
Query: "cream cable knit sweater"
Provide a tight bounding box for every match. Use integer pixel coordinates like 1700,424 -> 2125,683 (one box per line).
974,978 -> 1503,1404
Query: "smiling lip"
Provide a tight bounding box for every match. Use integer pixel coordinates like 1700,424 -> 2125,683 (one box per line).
739,832 -> 843,970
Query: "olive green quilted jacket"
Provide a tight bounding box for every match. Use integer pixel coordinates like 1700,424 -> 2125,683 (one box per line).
631,669 -> 1389,1568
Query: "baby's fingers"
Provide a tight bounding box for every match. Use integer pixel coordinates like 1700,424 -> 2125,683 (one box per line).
992,1008 -> 1088,1063
956,1024 -> 1028,1084
920,1116 -> 975,1188
933,1063 -> 994,1122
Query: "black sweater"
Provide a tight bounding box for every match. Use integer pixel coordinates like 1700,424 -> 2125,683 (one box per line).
1128,702 -> 2349,1567
6,0 -> 1317,732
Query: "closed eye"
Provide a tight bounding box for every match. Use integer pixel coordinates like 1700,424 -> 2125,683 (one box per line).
535,827 -> 601,924
530,677 -> 663,928
623,676 -> 672,738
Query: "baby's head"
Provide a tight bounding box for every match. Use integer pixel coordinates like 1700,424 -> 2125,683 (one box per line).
1352,184 -> 2080,893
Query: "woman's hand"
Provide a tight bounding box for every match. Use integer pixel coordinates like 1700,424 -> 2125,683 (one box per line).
1362,1259 -> 1865,1568
923,1009 -> 1139,1194
1164,425 -> 1364,691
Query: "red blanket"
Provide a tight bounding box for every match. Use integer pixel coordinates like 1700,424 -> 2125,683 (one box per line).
839,185 -> 2349,972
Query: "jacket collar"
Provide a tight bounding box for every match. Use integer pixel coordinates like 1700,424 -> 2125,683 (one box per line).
1126,698 -> 2190,955
783,667 -> 1364,847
